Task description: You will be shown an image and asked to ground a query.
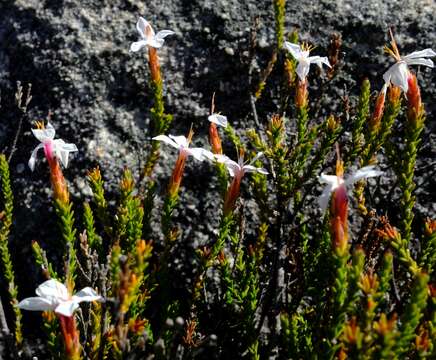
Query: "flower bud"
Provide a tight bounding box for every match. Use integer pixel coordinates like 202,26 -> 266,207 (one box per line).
58,314 -> 81,359
424,219 -> 436,237
49,160 -> 69,204
87,167 -> 102,183
388,84 -> 401,104
330,159 -> 348,255
223,174 -> 242,216
373,313 -> 397,336
343,317 -> 361,345
369,87 -> 386,131
376,218 -> 400,241
148,47 -> 161,83
326,115 -> 338,132
284,58 -> 295,87
209,123 -> 222,154
295,79 -> 308,108
128,318 -> 146,334
428,284 -> 436,299
406,72 -> 422,123
415,328 -> 430,353
359,272 -> 379,295
167,130 -> 194,196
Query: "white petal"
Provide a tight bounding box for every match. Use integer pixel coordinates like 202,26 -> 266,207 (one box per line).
35,279 -> 69,300
308,56 -> 331,68
345,166 -> 383,186
17,297 -> 56,312
404,58 -> 434,68
226,168 -> 234,177
130,40 -> 148,52
319,174 -> 339,186
31,125 -> 55,143
28,143 -> 44,171
61,142 -> 78,153
284,42 -> 303,60
224,162 -> 241,178
243,165 -> 268,175
59,150 -> 70,168
403,49 -> 436,60
155,30 -> 175,40
296,61 -> 310,81
208,114 -> 228,128
55,300 -> 79,317
249,152 -> 264,165
53,140 -> 78,168
146,37 -> 165,48
318,183 -> 334,212
213,154 -> 229,163
384,62 -> 409,92
186,147 -> 207,161
215,155 -> 240,177
136,17 -> 154,39
168,135 -> 189,148
72,287 -> 103,303
53,140 -> 68,167
201,149 -> 215,161
152,135 -> 179,149
383,65 -> 393,85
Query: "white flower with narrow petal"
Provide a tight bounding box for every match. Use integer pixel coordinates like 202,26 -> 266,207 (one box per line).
29,122 -> 78,171
208,113 -> 228,128
130,17 -> 175,52
17,279 -> 103,317
284,42 -> 331,81
318,166 -> 383,212
383,48 -> 435,92
214,152 -> 268,178
152,134 -> 211,161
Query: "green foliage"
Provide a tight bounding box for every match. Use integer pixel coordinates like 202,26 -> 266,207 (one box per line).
0,155 -> 22,346
87,167 -> 111,237
361,86 -> 401,166
161,191 -> 179,245
378,251 -> 393,307
273,0 -> 286,49
118,169 -> 144,252
346,78 -> 370,164
54,199 -> 77,290
31,241 -> 58,279
397,105 -> 426,244
420,221 -> 436,273
144,79 -> 173,177
395,272 -> 429,355
42,312 -> 62,358
83,201 -> 101,254
328,248 -> 350,355
223,123 -> 244,150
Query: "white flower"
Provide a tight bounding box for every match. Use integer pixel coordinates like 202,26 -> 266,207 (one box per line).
29,122 -> 78,171
383,48 -> 435,92
214,152 -> 268,178
318,166 -> 383,212
130,17 -> 174,52
284,42 -> 331,81
152,134 -> 211,161
17,279 -> 103,317
208,114 -> 228,128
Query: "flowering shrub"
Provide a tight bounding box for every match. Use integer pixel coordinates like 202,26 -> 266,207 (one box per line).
0,3 -> 435,359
